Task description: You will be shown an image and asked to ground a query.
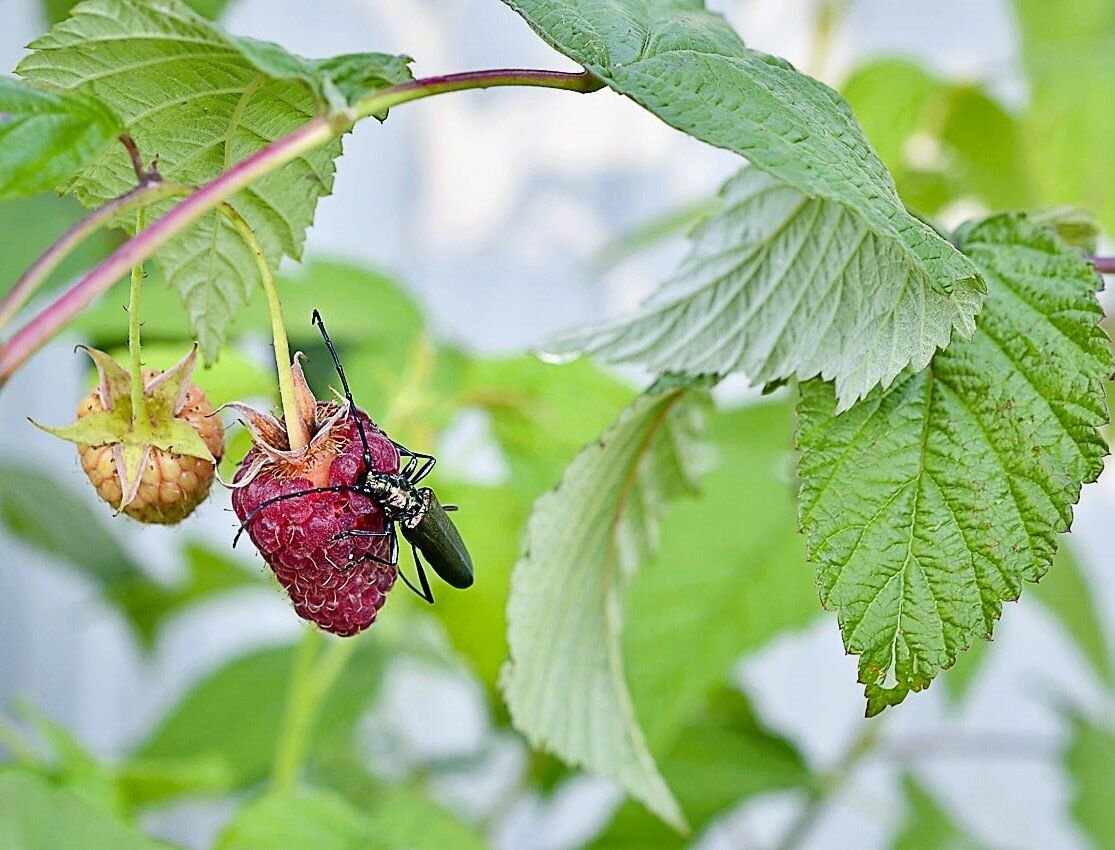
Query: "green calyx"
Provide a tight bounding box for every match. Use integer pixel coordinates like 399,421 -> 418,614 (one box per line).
31,344 -> 215,511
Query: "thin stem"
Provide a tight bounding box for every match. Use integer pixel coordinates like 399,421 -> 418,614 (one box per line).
0,181 -> 192,334
1091,256 -> 1115,274
219,205 -> 308,450
127,207 -> 150,434
0,68 -> 601,387
271,632 -> 359,791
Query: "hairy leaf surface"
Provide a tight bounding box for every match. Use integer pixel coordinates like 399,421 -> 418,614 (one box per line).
502,380 -> 710,830
0,77 -> 120,199
18,0 -> 411,356
508,0 -> 984,402
551,168 -> 983,409
798,214 -> 1109,713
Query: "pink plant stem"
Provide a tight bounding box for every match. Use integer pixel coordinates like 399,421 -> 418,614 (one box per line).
0,68 -> 601,388
0,180 -> 190,333
1091,257 -> 1115,275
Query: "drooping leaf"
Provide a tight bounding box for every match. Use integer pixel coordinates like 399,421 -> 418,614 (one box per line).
550,167 -> 983,410
18,0 -> 412,357
1015,0 -> 1115,236
798,214 -> 1110,714
0,771 -> 172,850
588,689 -> 808,850
502,380 -> 711,830
0,77 -> 120,199
507,0 -> 984,404
136,640 -> 386,790
1064,715 -> 1115,848
891,776 -> 987,850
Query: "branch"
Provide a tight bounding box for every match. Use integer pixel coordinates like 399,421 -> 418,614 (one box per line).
0,68 -> 602,386
1091,256 -> 1115,275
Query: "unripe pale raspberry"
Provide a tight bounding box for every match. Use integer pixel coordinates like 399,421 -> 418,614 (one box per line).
76,372 -> 224,524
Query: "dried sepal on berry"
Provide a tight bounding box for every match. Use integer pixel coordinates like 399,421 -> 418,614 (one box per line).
31,345 -> 224,524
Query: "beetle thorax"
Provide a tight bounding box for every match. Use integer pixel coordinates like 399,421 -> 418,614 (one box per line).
364,473 -> 422,521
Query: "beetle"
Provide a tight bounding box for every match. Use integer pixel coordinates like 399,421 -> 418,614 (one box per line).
233,310 -> 473,603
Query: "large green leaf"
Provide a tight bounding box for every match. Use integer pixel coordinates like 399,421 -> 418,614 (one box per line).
550,167 -> 982,410
588,689 -> 808,850
507,0 -> 984,403
43,0 -> 231,23
798,214 -> 1110,714
0,77 -> 121,199
1015,0 -> 1115,236
0,770 -> 172,850
135,640 -> 386,790
18,0 -> 412,357
502,380 -> 710,830
1065,715 -> 1115,849
890,777 -> 987,850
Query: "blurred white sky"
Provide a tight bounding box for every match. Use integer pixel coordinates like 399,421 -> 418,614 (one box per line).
1,2 -> 1112,849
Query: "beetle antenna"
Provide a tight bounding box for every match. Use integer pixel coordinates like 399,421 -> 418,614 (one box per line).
312,309 -> 373,475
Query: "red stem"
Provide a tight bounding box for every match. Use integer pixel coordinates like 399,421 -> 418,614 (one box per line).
1091,256 -> 1115,275
0,68 -> 601,387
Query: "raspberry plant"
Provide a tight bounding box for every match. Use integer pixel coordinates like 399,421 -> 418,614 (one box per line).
1,1 -> 1114,848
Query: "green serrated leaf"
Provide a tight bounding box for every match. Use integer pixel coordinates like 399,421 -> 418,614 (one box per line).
891,776 -> 987,850
502,383 -> 709,831
0,77 -> 121,199
798,213 -> 1110,713
505,0 -> 985,388
1064,714 -> 1115,848
550,167 -> 983,410
17,0 -> 412,358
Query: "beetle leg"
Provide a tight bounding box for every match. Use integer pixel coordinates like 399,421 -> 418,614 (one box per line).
312,310 -> 375,477
234,485 -> 364,547
403,544 -> 435,605
391,440 -> 437,484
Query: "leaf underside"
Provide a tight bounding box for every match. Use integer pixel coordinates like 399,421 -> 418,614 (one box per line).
17,0 -> 411,357
550,167 -> 983,410
505,0 -> 985,402
797,213 -> 1110,714
501,382 -> 709,831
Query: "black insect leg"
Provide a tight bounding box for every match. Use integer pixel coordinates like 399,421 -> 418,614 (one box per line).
391,440 -> 436,484
333,525 -> 433,604
312,309 -> 373,476
406,544 -> 435,604
233,484 -> 364,547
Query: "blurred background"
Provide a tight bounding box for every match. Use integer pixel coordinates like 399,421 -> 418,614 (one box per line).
1,1 -> 1113,848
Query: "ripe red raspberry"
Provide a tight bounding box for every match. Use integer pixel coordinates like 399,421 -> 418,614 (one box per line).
230,391 -> 401,636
